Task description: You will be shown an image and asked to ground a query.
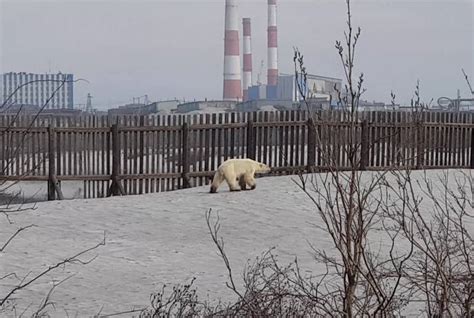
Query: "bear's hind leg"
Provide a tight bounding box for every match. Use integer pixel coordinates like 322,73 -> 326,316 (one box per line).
223,171 -> 241,191
210,171 -> 225,193
243,173 -> 256,190
238,175 -> 247,190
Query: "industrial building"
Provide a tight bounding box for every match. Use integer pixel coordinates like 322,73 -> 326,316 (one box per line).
235,99 -> 294,112
278,73 -> 342,103
1,72 -> 74,109
247,74 -> 342,104
107,99 -> 181,116
357,100 -> 394,111
176,100 -> 237,113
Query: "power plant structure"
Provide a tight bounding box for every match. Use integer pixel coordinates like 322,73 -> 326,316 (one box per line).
222,0 -> 279,101
266,0 -> 278,98
242,18 -> 253,102
223,0 -> 242,101
218,0 -> 343,112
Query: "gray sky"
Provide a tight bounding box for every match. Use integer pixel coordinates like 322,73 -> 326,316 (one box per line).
1,0 -> 473,109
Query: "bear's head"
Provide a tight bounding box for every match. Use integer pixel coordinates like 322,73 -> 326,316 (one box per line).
257,162 -> 271,173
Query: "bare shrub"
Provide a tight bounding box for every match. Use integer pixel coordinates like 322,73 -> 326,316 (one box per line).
384,170 -> 474,316
291,0 -> 413,315
0,77 -> 106,316
206,209 -> 326,317
139,278 -> 206,318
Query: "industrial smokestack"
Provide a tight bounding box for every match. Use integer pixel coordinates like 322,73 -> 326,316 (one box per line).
223,0 -> 242,101
267,0 -> 278,88
242,18 -> 253,102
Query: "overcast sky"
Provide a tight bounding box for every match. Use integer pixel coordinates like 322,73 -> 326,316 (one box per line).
1,0 -> 472,109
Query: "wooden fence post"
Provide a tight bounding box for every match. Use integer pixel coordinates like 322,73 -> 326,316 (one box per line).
307,118 -> 316,172
416,120 -> 424,169
181,122 -> 191,189
139,116 -> 145,194
360,120 -> 370,171
108,123 -> 125,196
246,118 -> 255,160
470,127 -> 474,169
55,117 -> 61,186
47,126 -> 63,200
0,116 -> 4,176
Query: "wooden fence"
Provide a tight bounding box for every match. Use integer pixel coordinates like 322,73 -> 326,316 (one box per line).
0,110 -> 473,200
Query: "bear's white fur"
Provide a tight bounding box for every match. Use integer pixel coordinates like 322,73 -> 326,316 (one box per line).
210,159 -> 271,193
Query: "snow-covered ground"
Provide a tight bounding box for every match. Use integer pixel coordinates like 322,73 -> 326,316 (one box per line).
0,170 -> 472,317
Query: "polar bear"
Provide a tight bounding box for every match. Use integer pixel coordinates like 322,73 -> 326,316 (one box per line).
210,158 -> 271,193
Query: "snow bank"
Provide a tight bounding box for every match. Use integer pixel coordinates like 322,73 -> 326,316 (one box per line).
0,170 -> 472,316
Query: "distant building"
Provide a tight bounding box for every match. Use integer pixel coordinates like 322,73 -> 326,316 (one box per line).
236,97 -> 334,112
246,74 -> 342,104
176,100 -> 237,113
151,100 -> 181,114
235,99 -> 294,112
357,100 -> 399,111
107,100 -> 181,116
0,103 -> 82,116
298,97 -> 333,111
248,84 -> 269,100
277,73 -> 342,103
1,72 -> 74,109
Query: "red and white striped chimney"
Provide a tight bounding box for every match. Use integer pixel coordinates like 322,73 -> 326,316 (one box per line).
242,18 -> 253,102
267,0 -> 278,87
223,0 -> 242,101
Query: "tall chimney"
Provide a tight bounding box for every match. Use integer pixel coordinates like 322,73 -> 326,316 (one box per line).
267,0 -> 278,88
223,0 -> 242,101
242,18 -> 253,102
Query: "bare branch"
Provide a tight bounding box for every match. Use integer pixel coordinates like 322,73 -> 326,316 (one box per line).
0,232 -> 106,306
0,224 -> 36,252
